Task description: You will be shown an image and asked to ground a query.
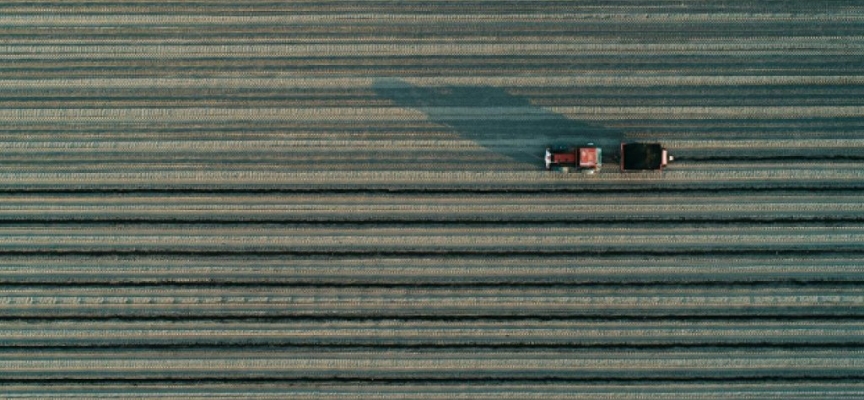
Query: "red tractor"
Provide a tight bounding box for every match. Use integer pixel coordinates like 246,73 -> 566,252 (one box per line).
545,145 -> 602,173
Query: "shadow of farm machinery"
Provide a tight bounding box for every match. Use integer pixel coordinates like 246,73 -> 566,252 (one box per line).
373,78 -> 624,170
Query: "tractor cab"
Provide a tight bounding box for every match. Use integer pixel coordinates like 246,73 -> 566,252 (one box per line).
545,145 -> 602,172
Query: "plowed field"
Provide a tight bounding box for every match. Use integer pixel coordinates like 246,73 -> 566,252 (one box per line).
1,1 -> 863,398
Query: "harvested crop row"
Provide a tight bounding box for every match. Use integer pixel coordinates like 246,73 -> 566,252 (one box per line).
661,162 -> 864,172
1,84 -> 861,108
1,106 -> 862,122
5,41 -> 860,59
3,75 -> 863,90
0,159 -> 860,173
0,349 -> 862,380
0,191 -> 857,205
0,286 -> 859,318
0,192 -> 858,221
3,383 -> 864,400
1,320 -> 863,347
0,139 -> 859,151
3,118 -> 854,143
0,224 -> 858,252
0,170 -> 862,190
1,254 -> 861,284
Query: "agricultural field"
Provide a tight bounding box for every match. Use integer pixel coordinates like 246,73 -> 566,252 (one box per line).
1,1 -> 863,398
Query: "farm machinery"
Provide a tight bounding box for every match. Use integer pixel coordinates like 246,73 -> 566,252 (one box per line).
545,145 -> 602,173
545,142 -> 672,172
620,142 -> 673,172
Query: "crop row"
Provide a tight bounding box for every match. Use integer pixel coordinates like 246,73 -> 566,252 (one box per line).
3,383 -> 864,400
0,139 -> 855,151
0,224 -> 856,252
0,286 -> 859,318
0,348 -> 862,380
0,192 -> 858,221
1,320 -> 863,347
0,254 -> 860,284
0,170 -> 861,190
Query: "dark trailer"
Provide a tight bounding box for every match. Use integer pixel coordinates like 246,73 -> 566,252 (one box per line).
620,143 -> 672,171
